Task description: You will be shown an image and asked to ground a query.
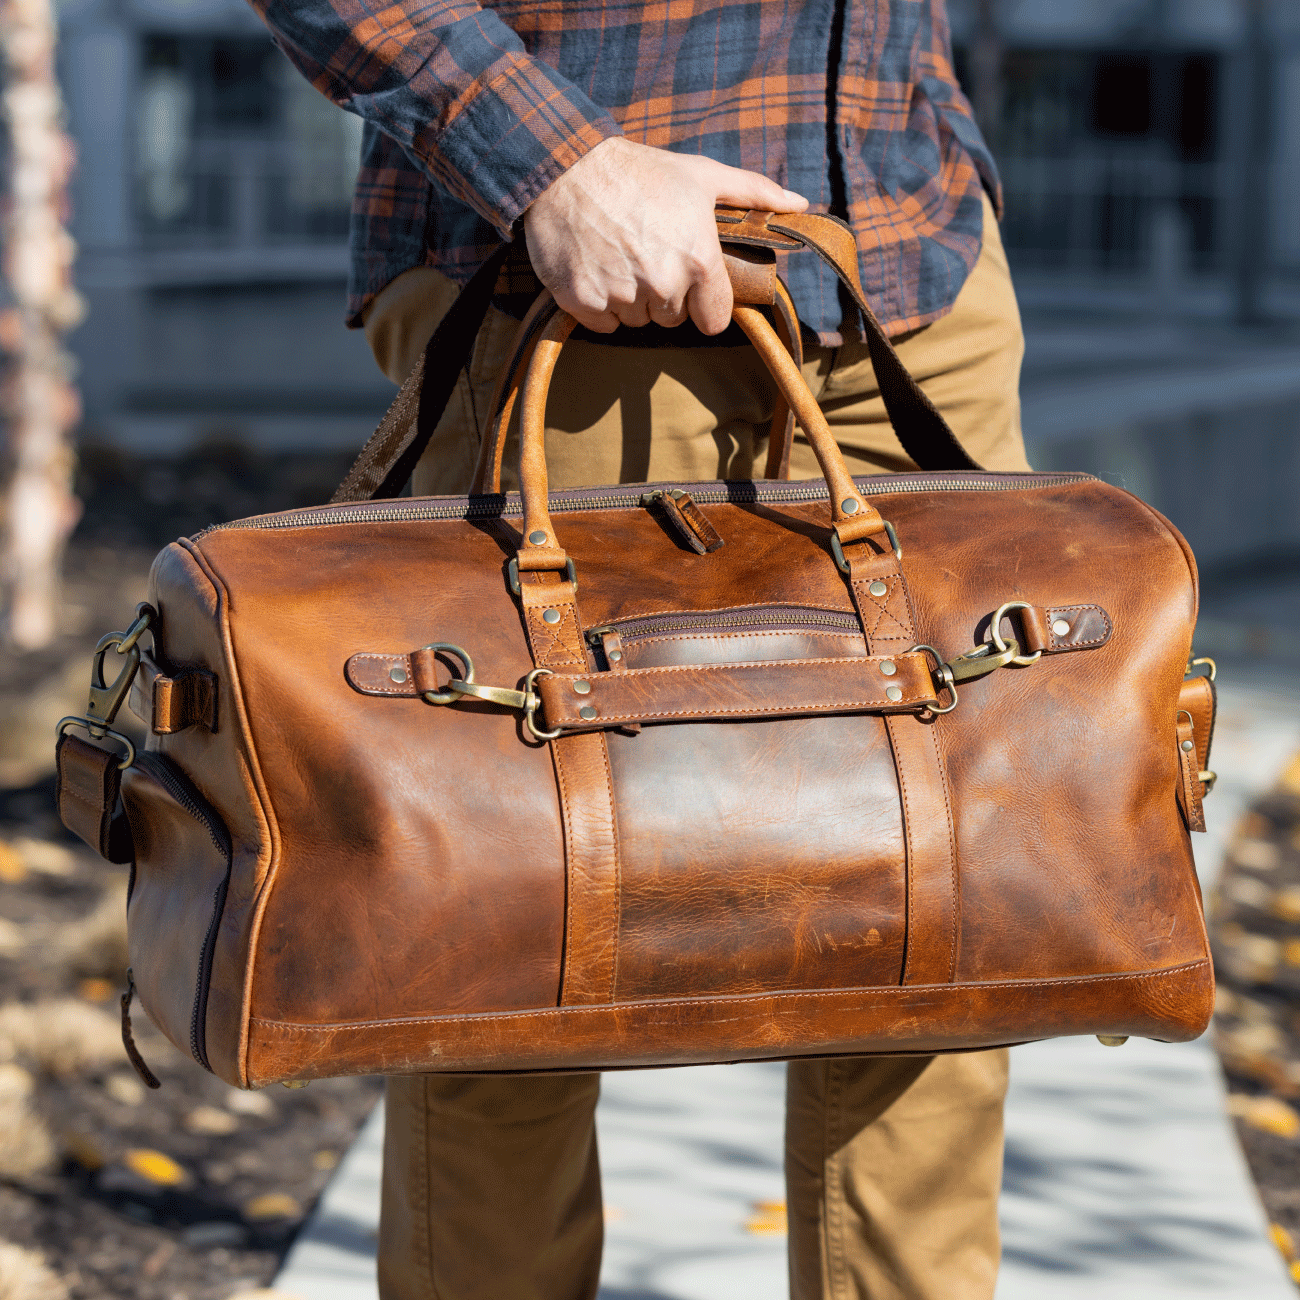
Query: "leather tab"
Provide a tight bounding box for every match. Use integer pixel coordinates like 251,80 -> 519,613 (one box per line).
1179,675 -> 1216,777
996,604 -> 1113,656
654,490 -> 725,554
55,732 -> 133,863
720,247 -> 777,305
1176,715 -> 1207,833
130,652 -> 218,734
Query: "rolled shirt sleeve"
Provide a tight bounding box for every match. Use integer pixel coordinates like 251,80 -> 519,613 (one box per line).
250,0 -> 624,235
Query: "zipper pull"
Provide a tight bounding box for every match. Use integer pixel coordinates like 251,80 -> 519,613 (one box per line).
641,489 -> 725,555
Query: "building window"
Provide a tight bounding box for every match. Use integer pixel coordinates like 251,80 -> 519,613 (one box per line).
135,35 -> 362,246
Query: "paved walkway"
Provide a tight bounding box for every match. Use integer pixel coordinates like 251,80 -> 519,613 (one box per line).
275,674 -> 1300,1300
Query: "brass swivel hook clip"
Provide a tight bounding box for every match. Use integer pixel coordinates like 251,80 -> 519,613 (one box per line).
418,641 -> 558,740
910,601 -> 1042,717
56,603 -> 155,770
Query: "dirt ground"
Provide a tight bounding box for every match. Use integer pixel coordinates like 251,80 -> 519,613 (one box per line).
2,440 -> 1299,1295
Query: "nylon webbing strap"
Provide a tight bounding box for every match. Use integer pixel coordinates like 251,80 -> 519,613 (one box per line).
331,241 -> 514,504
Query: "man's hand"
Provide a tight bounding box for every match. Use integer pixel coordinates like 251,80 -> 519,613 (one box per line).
523,137 -> 807,336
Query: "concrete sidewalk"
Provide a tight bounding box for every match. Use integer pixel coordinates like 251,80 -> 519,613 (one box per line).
275,674 -> 1300,1300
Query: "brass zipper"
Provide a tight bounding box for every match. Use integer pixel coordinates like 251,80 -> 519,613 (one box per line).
197,473 -> 1094,537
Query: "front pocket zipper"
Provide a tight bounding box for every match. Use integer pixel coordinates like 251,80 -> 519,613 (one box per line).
588,605 -> 862,645
132,752 -> 232,1072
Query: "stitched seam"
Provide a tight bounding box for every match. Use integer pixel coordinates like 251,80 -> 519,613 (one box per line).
552,697 -> 928,724
553,737 -> 580,1006
346,655 -> 419,696
892,718 -> 917,986
1048,606 -> 1112,650
925,719 -> 960,983
598,736 -> 620,1003
248,959 -> 1212,1032
554,655 -> 918,678
62,785 -> 109,810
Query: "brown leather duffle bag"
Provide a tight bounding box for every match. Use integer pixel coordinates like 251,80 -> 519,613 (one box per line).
55,211 -> 1218,1089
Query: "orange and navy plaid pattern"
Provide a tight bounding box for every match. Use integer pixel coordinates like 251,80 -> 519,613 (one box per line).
251,0 -> 998,343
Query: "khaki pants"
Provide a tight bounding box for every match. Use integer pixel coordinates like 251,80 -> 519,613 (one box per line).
366,194 -> 1024,1300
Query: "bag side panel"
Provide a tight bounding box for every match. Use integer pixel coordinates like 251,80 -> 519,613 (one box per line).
138,541 -> 274,1085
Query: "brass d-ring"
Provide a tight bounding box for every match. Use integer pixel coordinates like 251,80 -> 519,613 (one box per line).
56,716 -> 136,770
420,643 -> 476,705
989,601 -> 1042,666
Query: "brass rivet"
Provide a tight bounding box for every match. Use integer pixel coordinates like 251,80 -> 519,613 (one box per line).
885,685 -> 903,702
579,705 -> 597,721
841,497 -> 860,515
609,650 -> 623,662
1181,739 -> 1194,752
528,530 -> 548,545
1052,618 -> 1071,636
1096,1035 -> 1129,1047
880,660 -> 897,676
542,608 -> 561,625
389,666 -> 408,684
573,680 -> 592,695
868,580 -> 888,597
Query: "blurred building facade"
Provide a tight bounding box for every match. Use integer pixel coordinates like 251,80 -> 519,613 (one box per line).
55,0 -> 1300,454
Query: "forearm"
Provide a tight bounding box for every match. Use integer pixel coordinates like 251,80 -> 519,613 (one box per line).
250,0 -> 623,235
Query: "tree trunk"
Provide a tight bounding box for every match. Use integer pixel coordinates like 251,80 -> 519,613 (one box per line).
0,0 -> 84,650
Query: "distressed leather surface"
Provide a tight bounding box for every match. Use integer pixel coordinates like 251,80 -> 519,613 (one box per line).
119,466 -> 1214,1086
110,211 -> 1214,1086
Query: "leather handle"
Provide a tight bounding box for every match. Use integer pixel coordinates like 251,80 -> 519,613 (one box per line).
469,250 -> 797,496
512,305 -> 888,577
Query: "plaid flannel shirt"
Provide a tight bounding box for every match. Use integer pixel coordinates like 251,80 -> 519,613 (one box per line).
251,0 -> 999,343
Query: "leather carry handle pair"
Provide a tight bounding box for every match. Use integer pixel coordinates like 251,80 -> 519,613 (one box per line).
511,305 -> 896,576
331,208 -> 979,506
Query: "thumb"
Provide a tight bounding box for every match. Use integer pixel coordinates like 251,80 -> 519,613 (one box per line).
701,159 -> 808,213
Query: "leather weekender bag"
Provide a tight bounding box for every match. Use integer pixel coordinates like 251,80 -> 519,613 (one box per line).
55,210 -> 1218,1090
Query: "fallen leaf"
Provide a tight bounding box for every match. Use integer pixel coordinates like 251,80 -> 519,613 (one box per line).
63,1132 -> 105,1172
1228,1095 -> 1300,1139
1270,1222 -> 1294,1260
78,978 -> 114,1003
744,1200 -> 788,1236
185,1105 -> 240,1136
312,1150 -> 339,1171
124,1148 -> 188,1186
243,1192 -> 303,1222
0,842 -> 27,883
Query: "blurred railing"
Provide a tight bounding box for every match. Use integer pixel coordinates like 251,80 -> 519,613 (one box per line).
998,154 -> 1223,275
135,138 -> 355,248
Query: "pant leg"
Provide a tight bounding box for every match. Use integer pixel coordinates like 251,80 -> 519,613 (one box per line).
378,1072 -> 604,1300
785,1052 -> 1010,1300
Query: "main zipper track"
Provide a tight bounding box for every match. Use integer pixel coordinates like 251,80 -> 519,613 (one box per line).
197,473 -> 1095,537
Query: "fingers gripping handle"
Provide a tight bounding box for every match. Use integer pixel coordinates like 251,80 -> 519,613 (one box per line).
512,305 -> 886,577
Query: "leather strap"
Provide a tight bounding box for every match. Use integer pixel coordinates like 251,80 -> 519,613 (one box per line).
845,545 -> 960,985
332,242 -> 514,504
716,208 -> 979,473
764,275 -> 803,480
1175,712 -> 1207,833
517,571 -> 622,1006
55,732 -> 133,863
128,651 -> 218,734
533,654 -> 940,729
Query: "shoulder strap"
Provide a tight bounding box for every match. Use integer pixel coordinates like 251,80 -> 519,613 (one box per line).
332,209 -> 980,504
715,208 -> 979,472
331,242 -> 513,504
